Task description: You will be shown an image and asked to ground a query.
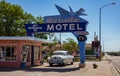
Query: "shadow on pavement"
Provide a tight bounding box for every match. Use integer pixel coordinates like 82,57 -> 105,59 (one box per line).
24,67 -> 80,72
0,68 -> 19,72
0,67 -> 80,72
0,64 -> 80,72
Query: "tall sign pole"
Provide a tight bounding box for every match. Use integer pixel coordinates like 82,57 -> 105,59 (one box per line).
99,3 -> 116,59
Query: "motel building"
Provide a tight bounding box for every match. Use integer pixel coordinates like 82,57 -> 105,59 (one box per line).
0,36 -> 51,68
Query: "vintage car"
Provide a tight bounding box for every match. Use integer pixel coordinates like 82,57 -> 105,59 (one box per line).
47,50 -> 74,66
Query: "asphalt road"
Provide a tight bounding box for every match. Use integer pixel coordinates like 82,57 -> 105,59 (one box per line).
110,56 -> 120,73
104,53 -> 120,70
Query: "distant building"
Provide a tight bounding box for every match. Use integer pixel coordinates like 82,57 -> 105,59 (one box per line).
86,43 -> 92,50
43,44 -> 63,51
43,43 -> 92,55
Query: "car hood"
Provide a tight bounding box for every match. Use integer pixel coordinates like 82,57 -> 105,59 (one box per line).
51,55 -> 66,58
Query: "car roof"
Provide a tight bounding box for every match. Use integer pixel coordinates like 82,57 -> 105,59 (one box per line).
53,50 -> 68,53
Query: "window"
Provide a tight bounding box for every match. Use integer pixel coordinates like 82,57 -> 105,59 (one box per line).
0,46 -> 5,61
53,52 -> 65,56
0,45 -> 16,62
34,46 -> 40,61
22,45 -> 30,62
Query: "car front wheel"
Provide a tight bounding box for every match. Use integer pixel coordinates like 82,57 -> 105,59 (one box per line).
70,62 -> 73,65
49,63 -> 53,66
70,59 -> 74,65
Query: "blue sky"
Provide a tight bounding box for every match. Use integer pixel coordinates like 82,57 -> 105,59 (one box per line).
5,0 -> 120,52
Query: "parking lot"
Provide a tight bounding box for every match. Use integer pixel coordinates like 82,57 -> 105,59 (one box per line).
1,60 -> 119,76
0,62 -> 91,76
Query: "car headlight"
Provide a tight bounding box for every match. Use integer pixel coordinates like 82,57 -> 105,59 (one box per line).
62,57 -> 67,61
47,57 -> 50,60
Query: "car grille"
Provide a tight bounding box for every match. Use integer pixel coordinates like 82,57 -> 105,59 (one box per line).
50,57 -> 63,63
50,57 -> 61,60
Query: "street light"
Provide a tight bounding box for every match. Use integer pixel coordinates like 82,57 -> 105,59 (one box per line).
99,2 -> 116,58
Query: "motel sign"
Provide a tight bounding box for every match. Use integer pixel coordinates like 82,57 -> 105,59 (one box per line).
25,5 -> 89,65
25,22 -> 87,33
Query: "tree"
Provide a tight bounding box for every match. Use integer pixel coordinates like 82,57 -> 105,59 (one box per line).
0,0 -> 54,40
0,0 -> 35,36
34,16 -> 48,39
35,16 -> 44,24
63,38 -> 78,53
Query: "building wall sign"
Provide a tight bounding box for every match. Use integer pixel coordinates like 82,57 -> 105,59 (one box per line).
77,35 -> 87,42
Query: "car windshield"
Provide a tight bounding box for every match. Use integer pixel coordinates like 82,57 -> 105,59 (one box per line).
53,52 -> 65,56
